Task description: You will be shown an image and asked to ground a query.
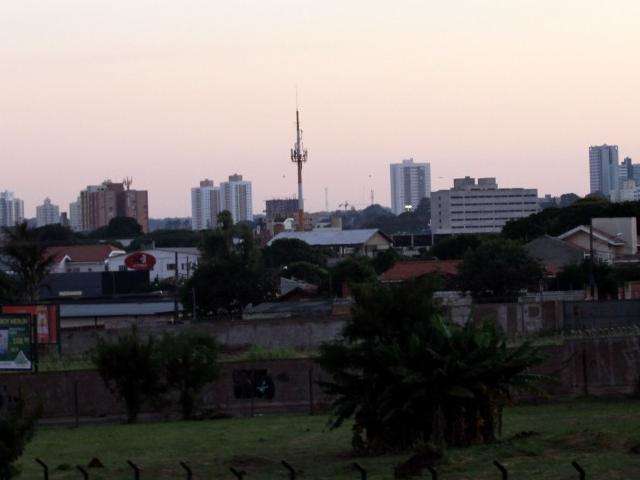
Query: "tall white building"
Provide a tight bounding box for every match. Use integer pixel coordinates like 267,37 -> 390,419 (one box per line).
191,179 -> 221,230
431,177 -> 539,235
69,198 -> 82,232
589,144 -> 619,198
36,197 -> 61,227
0,191 -> 24,227
220,174 -> 253,223
390,158 -> 431,215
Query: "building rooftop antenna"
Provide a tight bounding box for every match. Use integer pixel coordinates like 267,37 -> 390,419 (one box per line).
291,92 -> 308,231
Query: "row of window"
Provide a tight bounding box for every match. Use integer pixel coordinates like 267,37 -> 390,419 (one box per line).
449,194 -> 536,199
449,202 -> 538,207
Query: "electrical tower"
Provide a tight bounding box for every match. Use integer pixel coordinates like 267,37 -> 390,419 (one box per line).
290,108 -> 308,230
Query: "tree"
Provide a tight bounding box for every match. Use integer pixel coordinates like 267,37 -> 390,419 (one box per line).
430,235 -> 484,260
128,229 -> 202,251
318,280 -> 544,454
330,257 -> 377,296
556,260 -> 618,298
1,222 -> 55,303
158,331 -> 220,419
33,224 -> 79,246
283,261 -> 330,291
182,227 -> 275,316
91,217 -> 142,239
93,328 -> 163,423
458,238 -> 544,301
0,395 -> 37,479
371,248 -> 401,274
263,238 -> 326,268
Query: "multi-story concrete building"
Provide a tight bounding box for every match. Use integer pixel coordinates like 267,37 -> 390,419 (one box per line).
220,174 -> 253,223
0,191 -> 24,227
79,180 -> 149,233
36,198 -> 61,227
190,179 -> 221,230
390,158 -> 431,215
69,198 -> 82,232
431,177 -> 539,235
589,144 -> 619,198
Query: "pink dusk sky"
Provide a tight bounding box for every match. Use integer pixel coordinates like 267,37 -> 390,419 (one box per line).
2,0 -> 639,218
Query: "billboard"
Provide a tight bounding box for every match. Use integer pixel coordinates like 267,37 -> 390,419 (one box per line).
2,305 -> 59,344
0,314 -> 34,371
125,252 -> 157,271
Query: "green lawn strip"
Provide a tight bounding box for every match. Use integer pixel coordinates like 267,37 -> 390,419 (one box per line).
18,399 -> 640,479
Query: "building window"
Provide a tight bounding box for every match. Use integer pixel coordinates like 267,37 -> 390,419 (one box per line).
118,265 -> 127,271
167,263 -> 176,271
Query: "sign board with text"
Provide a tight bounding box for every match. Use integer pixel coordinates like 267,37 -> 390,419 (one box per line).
0,314 -> 34,371
2,305 -> 59,344
125,252 -> 157,271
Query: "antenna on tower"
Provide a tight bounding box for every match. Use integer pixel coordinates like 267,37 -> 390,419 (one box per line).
324,187 -> 329,212
123,177 -> 133,190
291,100 -> 308,231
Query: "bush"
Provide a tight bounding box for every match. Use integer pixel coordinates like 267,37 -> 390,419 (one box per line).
93,328 -> 164,423
0,394 -> 38,478
158,331 -> 220,419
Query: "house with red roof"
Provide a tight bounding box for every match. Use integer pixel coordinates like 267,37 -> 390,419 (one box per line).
46,245 -> 126,273
379,259 -> 461,284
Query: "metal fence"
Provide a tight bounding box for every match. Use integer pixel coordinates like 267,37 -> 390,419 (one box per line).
30,458 -> 589,479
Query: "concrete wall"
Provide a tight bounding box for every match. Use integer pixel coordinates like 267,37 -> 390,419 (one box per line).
4,335 -> 640,420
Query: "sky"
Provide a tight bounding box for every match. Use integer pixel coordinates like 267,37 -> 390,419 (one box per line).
2,0 -> 640,217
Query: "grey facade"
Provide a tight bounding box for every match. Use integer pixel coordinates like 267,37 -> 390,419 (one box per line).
390,158 -> 431,215
589,144 -> 619,198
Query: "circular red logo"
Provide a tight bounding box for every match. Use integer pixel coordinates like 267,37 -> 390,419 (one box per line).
124,252 -> 157,271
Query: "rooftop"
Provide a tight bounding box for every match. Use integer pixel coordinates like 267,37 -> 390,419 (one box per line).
380,259 -> 461,283
46,245 -> 125,263
268,229 -> 389,247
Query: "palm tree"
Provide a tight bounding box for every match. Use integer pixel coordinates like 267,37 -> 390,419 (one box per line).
1,222 -> 55,303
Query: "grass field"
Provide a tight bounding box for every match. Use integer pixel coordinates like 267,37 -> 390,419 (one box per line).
18,398 -> 640,479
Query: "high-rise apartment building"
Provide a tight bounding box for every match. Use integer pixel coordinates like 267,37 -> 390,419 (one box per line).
191,179 -> 221,230
0,191 -> 24,227
431,177 -> 539,235
79,180 -> 149,233
220,174 -> 253,223
36,197 -> 61,227
589,145 -> 619,198
69,198 -> 82,232
390,158 -> 431,215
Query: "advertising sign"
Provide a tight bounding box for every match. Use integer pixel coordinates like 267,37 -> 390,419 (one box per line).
2,305 -> 59,344
125,252 -> 157,271
0,314 -> 34,371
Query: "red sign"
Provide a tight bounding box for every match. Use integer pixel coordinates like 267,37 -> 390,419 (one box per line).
2,305 -> 59,344
125,252 -> 157,270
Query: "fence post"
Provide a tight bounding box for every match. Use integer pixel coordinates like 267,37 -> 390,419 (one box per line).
74,380 -> 80,428
572,461 -> 586,480
179,461 -> 192,480
127,460 -> 141,480
281,460 -> 296,480
353,462 -> 367,480
582,348 -> 589,396
493,460 -> 508,480
230,467 -> 246,479
426,466 -> 438,480
76,465 -> 89,479
308,367 -> 314,415
35,458 -> 49,480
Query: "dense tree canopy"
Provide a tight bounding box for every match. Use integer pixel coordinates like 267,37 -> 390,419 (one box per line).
91,217 -> 143,239
318,279 -> 544,453
263,238 -> 326,268
128,229 -> 202,251
502,198 -> 640,242
430,234 -> 485,260
458,238 -> 544,301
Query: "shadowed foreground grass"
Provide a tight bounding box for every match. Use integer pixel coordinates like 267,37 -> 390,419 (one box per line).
18,398 -> 640,479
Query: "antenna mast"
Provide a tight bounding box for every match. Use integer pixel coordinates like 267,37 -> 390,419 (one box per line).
291,107 -> 308,230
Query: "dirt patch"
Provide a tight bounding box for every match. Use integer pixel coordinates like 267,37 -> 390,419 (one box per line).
553,429 -> 617,452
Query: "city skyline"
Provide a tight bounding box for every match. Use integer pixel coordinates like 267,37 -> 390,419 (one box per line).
3,1 -> 640,217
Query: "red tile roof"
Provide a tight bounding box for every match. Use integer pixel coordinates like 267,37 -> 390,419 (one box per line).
45,245 -> 124,263
380,260 -> 461,283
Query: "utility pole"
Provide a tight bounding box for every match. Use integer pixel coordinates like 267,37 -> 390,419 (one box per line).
589,220 -> 595,300
291,108 -> 308,230
174,251 -> 179,320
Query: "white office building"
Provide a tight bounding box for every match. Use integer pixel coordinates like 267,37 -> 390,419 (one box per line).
191,179 -> 222,230
431,177 -> 539,235
0,191 -> 24,227
390,158 -> 431,215
68,198 -> 82,232
36,198 -> 61,227
220,174 -> 253,223
107,248 -> 200,282
589,145 -> 619,199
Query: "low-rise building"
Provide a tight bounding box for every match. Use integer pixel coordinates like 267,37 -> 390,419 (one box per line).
431,177 -> 539,235
46,245 -> 126,273
268,228 -> 392,257
106,247 -> 200,282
